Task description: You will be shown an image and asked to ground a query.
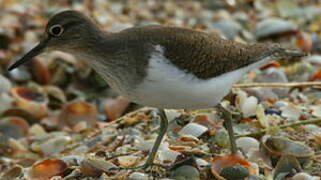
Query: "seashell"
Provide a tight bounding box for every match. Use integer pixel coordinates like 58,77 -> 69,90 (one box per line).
43,85 -> 66,103
211,19 -> 242,39
158,149 -> 181,164
273,156 -> 302,180
261,135 -> 314,159
0,117 -> 29,139
292,172 -> 320,180
2,108 -> 39,125
40,136 -> 71,155
236,91 -> 258,118
280,104 -> 301,120
211,154 -> 256,179
80,156 -> 117,177
256,104 -> 268,128
310,105 -> 321,118
59,101 -> 97,128
31,57 -> 51,85
255,18 -> 298,39
178,122 -> 208,138
0,165 -> 23,180
164,109 -> 182,122
304,55 -> 321,66
61,155 -> 84,166
195,158 -> 209,168
10,87 -> 48,118
29,124 -> 46,136
117,155 -> 139,167
128,172 -> 149,180
8,68 -> 31,82
236,137 -> 260,153
105,96 -> 130,121
0,93 -> 13,114
179,134 -> 200,143
29,159 -> 67,180
0,74 -> 12,93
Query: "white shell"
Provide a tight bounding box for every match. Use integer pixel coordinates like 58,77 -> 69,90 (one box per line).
292,172 -> 320,180
158,149 -> 181,163
117,155 -> 139,167
178,123 -> 208,138
236,137 -> 260,152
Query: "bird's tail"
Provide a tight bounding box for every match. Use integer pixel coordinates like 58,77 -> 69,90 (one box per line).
275,48 -> 306,58
273,48 -> 307,65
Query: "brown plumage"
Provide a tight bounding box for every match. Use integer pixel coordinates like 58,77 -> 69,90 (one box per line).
116,25 -> 285,79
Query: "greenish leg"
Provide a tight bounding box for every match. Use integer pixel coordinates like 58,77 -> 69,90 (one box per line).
141,108 -> 168,169
216,104 -> 237,154
112,108 -> 169,170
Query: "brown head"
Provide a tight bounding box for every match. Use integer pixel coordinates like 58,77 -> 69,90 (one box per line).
8,10 -> 102,71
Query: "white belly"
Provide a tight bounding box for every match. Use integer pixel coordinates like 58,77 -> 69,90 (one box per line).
130,45 -> 265,109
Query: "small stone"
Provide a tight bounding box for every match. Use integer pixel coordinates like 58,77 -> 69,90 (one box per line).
170,165 -> 200,180
220,165 -> 249,180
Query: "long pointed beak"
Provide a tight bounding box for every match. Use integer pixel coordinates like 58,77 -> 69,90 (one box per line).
8,38 -> 50,71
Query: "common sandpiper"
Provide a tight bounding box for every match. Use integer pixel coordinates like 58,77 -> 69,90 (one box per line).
8,10 -> 305,170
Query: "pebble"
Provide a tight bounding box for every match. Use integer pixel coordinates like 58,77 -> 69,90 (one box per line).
170,165 -> 200,180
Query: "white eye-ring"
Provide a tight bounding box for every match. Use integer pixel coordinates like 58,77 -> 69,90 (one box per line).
48,24 -> 64,37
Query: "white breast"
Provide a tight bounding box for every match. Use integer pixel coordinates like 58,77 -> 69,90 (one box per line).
131,45 -> 273,109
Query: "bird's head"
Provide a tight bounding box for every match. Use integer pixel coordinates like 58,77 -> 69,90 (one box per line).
8,10 -> 101,71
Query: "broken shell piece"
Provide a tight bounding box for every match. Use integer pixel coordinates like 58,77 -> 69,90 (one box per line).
80,157 -> 117,177
40,136 -> 71,155
311,105 -> 321,118
195,158 -> 209,168
236,137 -> 260,153
158,149 -> 181,164
59,101 -> 97,128
292,172 -> 320,180
179,134 -> 200,143
168,145 -> 191,151
178,122 -> 208,138
117,155 -> 139,167
236,91 -> 258,118
0,74 -> 12,93
105,96 -> 131,121
261,135 -> 314,159
0,165 -> 23,180
29,159 -> 67,180
280,104 -> 301,120
10,87 -> 48,118
128,172 -> 149,180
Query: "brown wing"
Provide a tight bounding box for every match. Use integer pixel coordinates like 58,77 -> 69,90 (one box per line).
119,26 -> 290,79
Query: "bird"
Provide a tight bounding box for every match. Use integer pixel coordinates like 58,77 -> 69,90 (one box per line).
8,10 -> 305,170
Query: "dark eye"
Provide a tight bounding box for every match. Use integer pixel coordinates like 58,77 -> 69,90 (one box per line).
49,24 -> 63,37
